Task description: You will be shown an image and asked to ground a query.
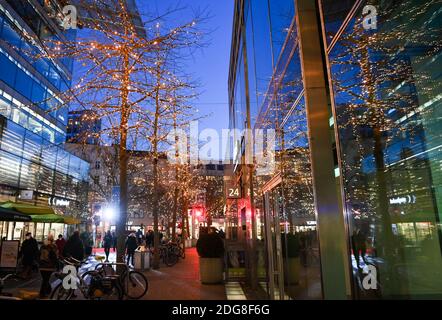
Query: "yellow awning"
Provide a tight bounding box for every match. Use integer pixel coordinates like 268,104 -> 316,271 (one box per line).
30,214 -> 80,225
62,216 -> 81,225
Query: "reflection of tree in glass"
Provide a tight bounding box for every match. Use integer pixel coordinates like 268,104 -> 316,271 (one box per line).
329,0 -> 441,293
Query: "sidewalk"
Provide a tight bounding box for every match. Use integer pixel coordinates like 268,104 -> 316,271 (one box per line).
142,248 -> 226,300
2,247 -> 226,300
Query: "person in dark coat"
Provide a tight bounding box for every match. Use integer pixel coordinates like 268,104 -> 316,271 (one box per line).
351,229 -> 367,269
125,233 -> 138,266
103,230 -> 113,262
63,231 -> 84,261
20,232 -> 39,279
39,235 -> 58,298
112,232 -> 117,252
145,230 -> 153,249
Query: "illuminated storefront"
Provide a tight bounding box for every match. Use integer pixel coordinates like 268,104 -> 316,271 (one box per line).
229,0 -> 441,299
0,0 -> 90,242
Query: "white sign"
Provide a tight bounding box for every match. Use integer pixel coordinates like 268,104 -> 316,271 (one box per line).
389,195 -> 416,205
20,190 -> 34,200
48,197 -> 70,207
0,240 -> 19,268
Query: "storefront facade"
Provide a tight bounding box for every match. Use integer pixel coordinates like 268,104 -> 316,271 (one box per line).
228,0 -> 441,299
0,0 -> 90,242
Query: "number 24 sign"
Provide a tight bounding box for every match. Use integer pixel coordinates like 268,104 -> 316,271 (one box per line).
226,186 -> 241,199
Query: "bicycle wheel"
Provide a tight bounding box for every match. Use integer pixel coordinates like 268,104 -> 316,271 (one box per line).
81,270 -> 123,300
171,245 -> 181,258
124,271 -> 148,299
50,282 -> 73,300
165,250 -> 178,267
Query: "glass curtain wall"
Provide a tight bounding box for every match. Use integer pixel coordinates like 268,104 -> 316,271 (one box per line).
322,0 -> 442,298
233,0 -> 323,299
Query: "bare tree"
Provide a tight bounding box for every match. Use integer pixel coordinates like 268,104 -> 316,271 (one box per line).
38,0 -> 207,266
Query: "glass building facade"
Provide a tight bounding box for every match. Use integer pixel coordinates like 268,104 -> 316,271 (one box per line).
0,0 -> 90,241
228,0 -> 441,299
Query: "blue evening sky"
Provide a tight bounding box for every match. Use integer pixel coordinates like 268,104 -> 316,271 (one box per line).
137,0 -> 234,139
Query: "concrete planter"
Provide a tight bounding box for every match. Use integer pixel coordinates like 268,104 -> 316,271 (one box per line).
199,257 -> 223,284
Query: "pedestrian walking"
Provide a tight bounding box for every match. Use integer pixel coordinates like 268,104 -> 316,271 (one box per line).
95,232 -> 102,248
19,232 -> 39,279
112,231 -> 117,252
136,229 -> 143,246
103,230 -> 113,262
55,234 -> 66,258
39,234 -> 58,298
351,229 -> 367,269
125,233 -> 138,266
218,228 -> 226,239
63,231 -> 85,261
146,230 -> 153,249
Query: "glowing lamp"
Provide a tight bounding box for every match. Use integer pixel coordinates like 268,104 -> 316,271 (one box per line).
103,207 -> 116,220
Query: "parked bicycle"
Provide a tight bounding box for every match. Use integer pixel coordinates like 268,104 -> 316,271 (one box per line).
0,274 -> 21,300
93,262 -> 148,299
168,239 -> 186,259
161,244 -> 179,266
50,257 -> 123,300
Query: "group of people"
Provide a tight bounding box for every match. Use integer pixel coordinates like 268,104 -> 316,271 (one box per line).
19,231 -> 86,298
132,229 -> 167,248
124,229 -> 164,266
16,228 -> 180,297
102,230 -> 157,265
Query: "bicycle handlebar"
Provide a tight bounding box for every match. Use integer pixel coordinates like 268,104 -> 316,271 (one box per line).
0,273 -> 16,283
62,257 -> 87,266
95,262 -> 129,270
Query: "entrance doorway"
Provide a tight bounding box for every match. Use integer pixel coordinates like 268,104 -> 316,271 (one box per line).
263,184 -> 286,299
261,174 -> 323,300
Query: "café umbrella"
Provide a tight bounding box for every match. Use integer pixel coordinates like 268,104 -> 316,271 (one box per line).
0,201 -> 80,225
0,207 -> 32,222
0,201 -> 55,215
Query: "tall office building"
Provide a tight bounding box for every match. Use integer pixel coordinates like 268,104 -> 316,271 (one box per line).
0,0 -> 90,240
66,110 -> 101,145
228,0 -> 441,299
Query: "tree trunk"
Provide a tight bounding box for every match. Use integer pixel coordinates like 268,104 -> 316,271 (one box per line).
172,173 -> 178,240
181,195 -> 189,240
185,203 -> 190,240
116,50 -> 130,269
373,126 -> 399,294
206,211 -> 212,227
152,156 -> 160,269
152,82 -> 161,269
